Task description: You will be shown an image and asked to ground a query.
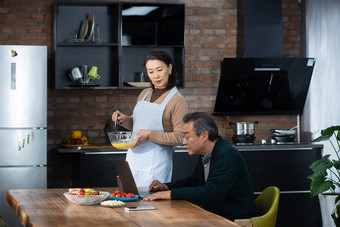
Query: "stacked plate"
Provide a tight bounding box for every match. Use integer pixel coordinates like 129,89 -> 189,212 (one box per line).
78,13 -> 95,40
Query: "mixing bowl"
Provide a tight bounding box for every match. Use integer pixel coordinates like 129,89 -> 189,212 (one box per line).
108,131 -> 134,149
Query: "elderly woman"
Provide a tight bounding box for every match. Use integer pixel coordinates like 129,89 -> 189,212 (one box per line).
112,50 -> 188,187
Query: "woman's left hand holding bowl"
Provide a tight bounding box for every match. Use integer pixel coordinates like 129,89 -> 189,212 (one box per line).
132,129 -> 151,148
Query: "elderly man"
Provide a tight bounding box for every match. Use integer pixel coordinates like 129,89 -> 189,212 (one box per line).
143,112 -> 257,221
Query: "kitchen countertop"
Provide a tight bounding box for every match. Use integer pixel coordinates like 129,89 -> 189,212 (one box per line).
56,143 -> 323,153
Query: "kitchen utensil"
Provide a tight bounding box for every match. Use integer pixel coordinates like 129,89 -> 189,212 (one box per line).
114,120 -> 119,132
94,24 -> 101,43
108,131 -> 134,149
229,121 -> 259,136
64,191 -> 109,206
135,72 -> 146,82
112,110 -> 120,132
79,65 -> 90,84
88,66 -> 100,79
69,67 -> 83,81
271,127 -> 297,137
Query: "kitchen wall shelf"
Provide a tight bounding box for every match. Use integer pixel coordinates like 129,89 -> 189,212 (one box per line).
54,1 -> 185,89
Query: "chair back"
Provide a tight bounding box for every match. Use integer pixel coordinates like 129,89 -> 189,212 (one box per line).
0,216 -> 8,227
251,186 -> 280,227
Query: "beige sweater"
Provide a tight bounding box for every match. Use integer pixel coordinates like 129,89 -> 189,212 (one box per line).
121,88 -> 188,146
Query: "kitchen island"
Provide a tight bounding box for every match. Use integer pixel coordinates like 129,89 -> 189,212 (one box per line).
56,142 -> 323,227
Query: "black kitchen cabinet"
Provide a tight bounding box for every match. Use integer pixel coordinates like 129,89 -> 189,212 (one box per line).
237,144 -> 323,227
74,149 -> 198,188
54,1 -> 185,89
79,152 -> 126,187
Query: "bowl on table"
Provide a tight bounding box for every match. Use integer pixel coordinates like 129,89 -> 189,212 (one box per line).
64,191 -> 110,206
108,131 -> 135,149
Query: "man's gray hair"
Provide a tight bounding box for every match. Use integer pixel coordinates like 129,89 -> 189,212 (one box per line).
183,112 -> 219,141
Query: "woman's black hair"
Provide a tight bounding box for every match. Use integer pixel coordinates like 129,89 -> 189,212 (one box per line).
143,50 -> 180,89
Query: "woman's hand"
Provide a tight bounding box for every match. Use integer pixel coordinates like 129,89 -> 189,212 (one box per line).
112,110 -> 126,125
131,129 -> 151,148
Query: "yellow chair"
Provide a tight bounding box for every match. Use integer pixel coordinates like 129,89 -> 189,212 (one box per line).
235,186 -> 280,227
0,216 -> 8,227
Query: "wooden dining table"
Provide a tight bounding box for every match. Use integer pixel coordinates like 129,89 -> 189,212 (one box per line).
6,187 -> 240,227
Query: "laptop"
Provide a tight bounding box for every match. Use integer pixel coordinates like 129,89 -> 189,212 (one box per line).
113,159 -> 155,198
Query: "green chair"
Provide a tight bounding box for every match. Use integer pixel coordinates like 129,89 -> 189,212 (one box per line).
235,186 -> 280,227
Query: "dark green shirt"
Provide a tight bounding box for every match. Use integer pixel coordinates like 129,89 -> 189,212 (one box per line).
166,136 -> 257,220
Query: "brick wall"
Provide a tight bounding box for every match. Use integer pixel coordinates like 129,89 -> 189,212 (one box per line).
0,0 -> 302,187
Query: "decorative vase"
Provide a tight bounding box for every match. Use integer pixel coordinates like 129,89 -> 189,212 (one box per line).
319,193 -> 337,227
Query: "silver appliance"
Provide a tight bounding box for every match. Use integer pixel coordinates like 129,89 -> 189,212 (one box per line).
0,45 -> 47,227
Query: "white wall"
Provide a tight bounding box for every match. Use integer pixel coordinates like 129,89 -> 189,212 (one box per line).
303,0 -> 340,142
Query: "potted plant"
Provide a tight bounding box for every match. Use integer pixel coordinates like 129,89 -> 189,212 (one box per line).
308,125 -> 340,227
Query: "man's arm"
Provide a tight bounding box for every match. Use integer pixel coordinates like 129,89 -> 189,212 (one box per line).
143,191 -> 171,200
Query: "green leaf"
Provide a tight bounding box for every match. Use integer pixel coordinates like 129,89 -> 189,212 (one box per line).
335,194 -> 340,205
313,135 -> 332,142
322,126 -> 340,136
331,203 -> 340,227
309,126 -> 340,200
308,170 -> 327,181
334,160 -> 340,170
312,126 -> 340,142
310,178 -> 333,197
309,155 -> 333,173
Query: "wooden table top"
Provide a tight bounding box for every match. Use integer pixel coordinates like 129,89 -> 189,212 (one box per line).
6,187 -> 240,227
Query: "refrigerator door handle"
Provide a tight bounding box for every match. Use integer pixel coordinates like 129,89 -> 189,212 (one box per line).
11,62 -> 16,90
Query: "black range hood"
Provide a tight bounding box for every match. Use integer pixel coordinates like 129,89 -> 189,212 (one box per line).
213,58 -> 315,116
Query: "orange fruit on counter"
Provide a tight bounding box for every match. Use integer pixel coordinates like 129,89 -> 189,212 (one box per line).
71,130 -> 82,139
81,136 -> 88,145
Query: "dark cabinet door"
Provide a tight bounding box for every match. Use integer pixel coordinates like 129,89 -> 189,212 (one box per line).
172,150 -> 200,181
78,150 -> 198,187
239,146 -> 322,227
80,152 -> 126,187
276,193 -> 321,227
240,148 -> 319,192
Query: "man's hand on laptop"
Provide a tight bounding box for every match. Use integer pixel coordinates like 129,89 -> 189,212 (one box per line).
143,190 -> 171,201
143,180 -> 171,200
148,180 -> 168,192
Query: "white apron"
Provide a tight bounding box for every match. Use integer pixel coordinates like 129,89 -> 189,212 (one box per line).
126,87 -> 178,187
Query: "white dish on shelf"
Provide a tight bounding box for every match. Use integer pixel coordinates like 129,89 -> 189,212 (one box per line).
85,13 -> 95,40
78,19 -> 88,39
126,82 -> 151,87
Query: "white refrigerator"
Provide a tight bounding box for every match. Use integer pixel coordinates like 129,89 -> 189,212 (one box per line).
0,45 -> 47,227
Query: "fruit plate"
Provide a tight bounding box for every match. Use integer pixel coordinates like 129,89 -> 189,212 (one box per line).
64,191 -> 110,205
108,195 -> 139,201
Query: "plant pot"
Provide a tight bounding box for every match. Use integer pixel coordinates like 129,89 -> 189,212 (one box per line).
319,193 -> 338,227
